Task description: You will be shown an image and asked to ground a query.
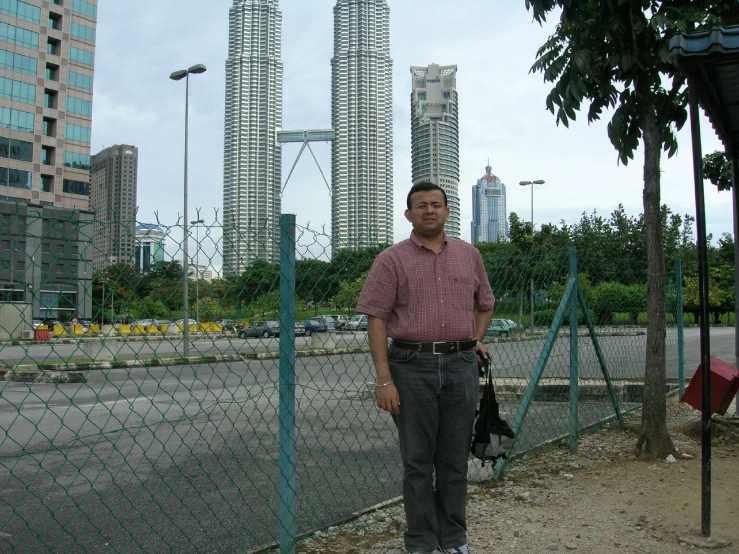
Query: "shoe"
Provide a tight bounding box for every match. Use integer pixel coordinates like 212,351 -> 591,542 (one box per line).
442,545 -> 470,554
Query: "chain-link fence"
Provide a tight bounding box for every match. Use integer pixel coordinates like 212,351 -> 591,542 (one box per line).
0,206 -> 683,552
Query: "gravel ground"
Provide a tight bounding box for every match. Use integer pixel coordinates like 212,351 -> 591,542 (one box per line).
286,397 -> 739,553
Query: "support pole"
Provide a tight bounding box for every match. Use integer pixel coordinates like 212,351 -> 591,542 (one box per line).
278,213 -> 297,554
732,152 -> 739,418
569,246 -> 579,453
688,82 -> 711,537
676,259 -> 685,397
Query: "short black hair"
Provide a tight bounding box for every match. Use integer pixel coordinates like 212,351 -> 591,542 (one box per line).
407,182 -> 447,209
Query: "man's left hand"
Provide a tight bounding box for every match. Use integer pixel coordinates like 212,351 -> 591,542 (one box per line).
474,341 -> 490,365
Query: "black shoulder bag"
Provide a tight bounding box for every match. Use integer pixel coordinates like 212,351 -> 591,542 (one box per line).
471,358 -> 515,465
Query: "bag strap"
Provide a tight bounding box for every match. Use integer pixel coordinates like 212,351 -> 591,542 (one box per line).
482,358 -> 501,417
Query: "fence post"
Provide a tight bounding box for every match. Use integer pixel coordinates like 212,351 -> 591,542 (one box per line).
569,246 -> 579,453
278,214 -> 297,554
676,259 -> 685,397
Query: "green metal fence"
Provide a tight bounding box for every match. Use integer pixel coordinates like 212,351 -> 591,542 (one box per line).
0,207 -> 683,553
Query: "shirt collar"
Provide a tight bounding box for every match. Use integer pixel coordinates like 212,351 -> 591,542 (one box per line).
410,230 -> 449,252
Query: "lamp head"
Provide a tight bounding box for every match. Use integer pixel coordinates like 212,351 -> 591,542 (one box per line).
188,64 -> 207,75
533,179 -> 546,185
519,181 -> 532,186
169,69 -> 187,81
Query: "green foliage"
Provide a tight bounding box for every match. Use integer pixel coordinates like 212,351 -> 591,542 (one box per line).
703,150 -> 733,191
331,276 -> 367,311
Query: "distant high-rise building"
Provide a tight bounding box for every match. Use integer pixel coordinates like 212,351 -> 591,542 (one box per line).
471,163 -> 508,244
331,0 -> 393,250
222,0 -> 283,275
135,224 -> 166,272
410,64 -> 460,238
90,145 -> 138,269
0,0 -> 97,319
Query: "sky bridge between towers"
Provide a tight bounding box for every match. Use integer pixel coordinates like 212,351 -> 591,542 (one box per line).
276,128 -> 335,197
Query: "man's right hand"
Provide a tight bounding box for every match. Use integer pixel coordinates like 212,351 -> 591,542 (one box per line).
376,383 -> 400,414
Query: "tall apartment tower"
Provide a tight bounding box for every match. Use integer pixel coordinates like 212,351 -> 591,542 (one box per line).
90,145 -> 138,269
331,0 -> 393,250
410,64 -> 460,238
222,0 -> 283,275
0,0 -> 97,209
471,163 -> 508,244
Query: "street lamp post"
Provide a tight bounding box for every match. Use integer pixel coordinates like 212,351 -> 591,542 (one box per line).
191,218 -> 205,326
170,63 -> 206,356
519,179 -> 546,331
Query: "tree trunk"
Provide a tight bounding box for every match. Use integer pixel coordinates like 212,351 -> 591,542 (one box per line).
636,107 -> 676,459
518,288 -> 524,327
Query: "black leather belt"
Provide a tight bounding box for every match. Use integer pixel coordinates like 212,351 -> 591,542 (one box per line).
392,339 -> 477,355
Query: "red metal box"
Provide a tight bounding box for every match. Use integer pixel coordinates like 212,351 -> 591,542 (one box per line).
681,356 -> 739,416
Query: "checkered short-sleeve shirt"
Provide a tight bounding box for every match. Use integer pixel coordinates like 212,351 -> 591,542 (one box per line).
356,231 -> 495,342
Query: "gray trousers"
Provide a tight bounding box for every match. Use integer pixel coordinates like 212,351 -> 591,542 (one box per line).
389,346 -> 479,553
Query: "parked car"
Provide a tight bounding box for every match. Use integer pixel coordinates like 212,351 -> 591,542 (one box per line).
154,319 -> 172,330
302,319 -> 327,336
41,318 -> 63,329
219,319 -> 240,331
314,315 -> 336,331
239,320 -> 280,339
133,319 -> 155,327
347,314 -> 368,331
325,314 -> 350,330
485,318 -> 516,338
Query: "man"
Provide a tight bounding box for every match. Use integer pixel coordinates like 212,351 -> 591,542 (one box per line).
356,182 -> 495,554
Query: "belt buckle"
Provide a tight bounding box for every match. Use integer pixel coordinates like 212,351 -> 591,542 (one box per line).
432,341 -> 445,355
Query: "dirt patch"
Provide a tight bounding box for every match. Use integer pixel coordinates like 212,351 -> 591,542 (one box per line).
294,397 -> 739,553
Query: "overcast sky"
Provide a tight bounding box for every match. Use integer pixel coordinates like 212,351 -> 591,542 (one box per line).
92,0 -> 731,268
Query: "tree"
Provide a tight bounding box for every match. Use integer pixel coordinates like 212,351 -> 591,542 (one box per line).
331,276 -> 366,311
526,0 -> 739,458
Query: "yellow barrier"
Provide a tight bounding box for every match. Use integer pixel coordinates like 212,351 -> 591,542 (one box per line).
159,324 -> 170,333
88,324 -> 100,334
69,324 -> 84,335
118,324 -> 131,335
52,324 -> 66,336
176,324 -> 197,333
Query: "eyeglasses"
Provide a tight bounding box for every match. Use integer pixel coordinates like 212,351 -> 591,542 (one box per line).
412,202 -> 446,212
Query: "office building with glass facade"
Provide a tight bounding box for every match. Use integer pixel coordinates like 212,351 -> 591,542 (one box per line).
331,0 -> 393,250
471,163 -> 508,244
0,0 -> 97,319
90,144 -> 138,270
0,0 -> 96,209
222,0 -> 283,274
410,64 -> 460,239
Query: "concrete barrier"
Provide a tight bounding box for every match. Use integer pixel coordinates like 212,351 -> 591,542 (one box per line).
52,324 -> 66,337
69,324 -> 84,335
118,324 -> 131,335
100,325 -> 115,336
310,332 -> 336,350
87,324 -> 101,334
83,338 -> 117,362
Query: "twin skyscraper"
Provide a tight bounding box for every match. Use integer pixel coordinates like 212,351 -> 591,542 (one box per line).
222,0 -> 394,275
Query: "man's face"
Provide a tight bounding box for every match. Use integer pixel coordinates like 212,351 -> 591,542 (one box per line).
404,189 -> 449,238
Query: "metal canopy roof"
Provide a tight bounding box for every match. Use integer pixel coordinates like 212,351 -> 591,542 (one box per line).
670,25 -> 739,156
